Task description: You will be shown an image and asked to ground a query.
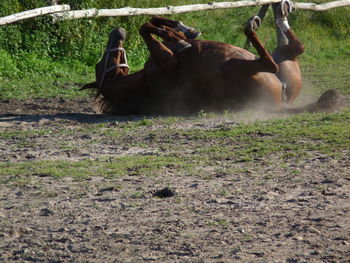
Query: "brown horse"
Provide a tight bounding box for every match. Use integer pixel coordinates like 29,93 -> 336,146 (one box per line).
82,0 -> 343,115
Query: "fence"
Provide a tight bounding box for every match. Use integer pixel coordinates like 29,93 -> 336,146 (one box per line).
1,0 -> 350,25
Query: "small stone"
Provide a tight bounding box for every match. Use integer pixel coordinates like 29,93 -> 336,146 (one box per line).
294,235 -> 303,241
320,179 -> 335,184
309,226 -> 321,234
321,189 -> 336,196
39,208 -> 53,216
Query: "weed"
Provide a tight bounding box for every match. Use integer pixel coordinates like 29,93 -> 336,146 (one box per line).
219,189 -> 229,197
131,191 -> 143,198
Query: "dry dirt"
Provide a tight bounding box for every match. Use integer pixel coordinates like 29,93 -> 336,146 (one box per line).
0,98 -> 349,263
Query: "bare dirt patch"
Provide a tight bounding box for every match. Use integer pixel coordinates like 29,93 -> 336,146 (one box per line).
0,98 -> 94,116
1,98 -> 349,263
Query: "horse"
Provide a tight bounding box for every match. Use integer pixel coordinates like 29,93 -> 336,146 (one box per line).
82,0 -> 343,115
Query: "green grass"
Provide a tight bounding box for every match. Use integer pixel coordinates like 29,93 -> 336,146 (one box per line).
0,54 -> 93,98
193,110 -> 350,161
0,155 -> 195,184
301,57 -> 350,97
1,110 -> 349,183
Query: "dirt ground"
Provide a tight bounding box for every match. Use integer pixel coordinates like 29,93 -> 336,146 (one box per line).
0,98 -> 349,263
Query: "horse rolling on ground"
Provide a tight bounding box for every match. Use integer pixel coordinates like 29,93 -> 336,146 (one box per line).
82,0 -> 343,115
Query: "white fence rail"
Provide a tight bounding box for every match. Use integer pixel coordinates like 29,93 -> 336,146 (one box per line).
0,5 -> 70,25
294,0 -> 350,10
0,0 -> 350,25
51,0 -> 282,20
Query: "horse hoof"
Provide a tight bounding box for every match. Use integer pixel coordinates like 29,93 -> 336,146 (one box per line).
176,21 -> 202,39
173,40 -> 192,53
246,16 -> 262,33
280,0 -> 292,17
184,28 -> 201,39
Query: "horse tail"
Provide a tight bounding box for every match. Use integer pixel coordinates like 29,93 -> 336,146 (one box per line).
281,89 -> 344,114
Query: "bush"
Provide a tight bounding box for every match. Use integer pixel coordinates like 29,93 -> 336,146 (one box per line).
0,50 -> 19,78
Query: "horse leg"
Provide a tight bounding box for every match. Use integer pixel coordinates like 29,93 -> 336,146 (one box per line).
271,0 -> 305,104
244,16 -> 279,73
221,16 -> 279,75
272,0 -> 304,57
272,0 -> 290,47
220,16 -> 282,109
150,16 -> 201,39
139,22 -> 192,66
245,4 -> 270,49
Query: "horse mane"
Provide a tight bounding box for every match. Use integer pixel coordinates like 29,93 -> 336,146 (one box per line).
80,82 -> 118,114
93,94 -> 120,114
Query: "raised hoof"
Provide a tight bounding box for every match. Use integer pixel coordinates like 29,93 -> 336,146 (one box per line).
275,0 -> 292,32
279,0 -> 292,18
245,16 -> 262,33
107,27 -> 126,48
184,28 -> 201,39
176,21 -> 201,39
173,40 -> 192,53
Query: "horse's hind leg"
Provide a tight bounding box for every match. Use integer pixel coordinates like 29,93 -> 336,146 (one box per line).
219,16 -> 283,108
271,0 -> 305,104
243,16 -> 279,73
221,16 -> 279,75
272,0 -> 304,59
245,4 -> 269,48
272,0 -> 290,47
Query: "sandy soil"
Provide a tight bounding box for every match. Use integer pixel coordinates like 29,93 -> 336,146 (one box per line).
0,98 -> 349,263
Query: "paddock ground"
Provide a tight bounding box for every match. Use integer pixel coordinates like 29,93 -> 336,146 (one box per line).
1,95 -> 349,263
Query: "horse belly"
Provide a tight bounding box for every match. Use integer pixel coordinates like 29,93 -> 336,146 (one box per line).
249,73 -> 283,109
276,60 -> 302,104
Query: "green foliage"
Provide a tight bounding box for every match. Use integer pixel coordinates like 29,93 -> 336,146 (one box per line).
0,50 -> 19,78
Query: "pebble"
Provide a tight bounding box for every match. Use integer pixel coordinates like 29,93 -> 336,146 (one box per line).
294,236 -> 304,241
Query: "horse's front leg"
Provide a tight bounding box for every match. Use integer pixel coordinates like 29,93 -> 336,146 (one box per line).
139,22 -> 192,66
139,22 -> 176,66
150,16 -> 201,39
